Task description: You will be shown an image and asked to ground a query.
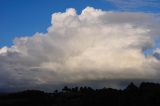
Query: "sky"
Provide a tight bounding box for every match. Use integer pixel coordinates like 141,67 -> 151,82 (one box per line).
0,0 -> 160,92
0,0 -> 113,47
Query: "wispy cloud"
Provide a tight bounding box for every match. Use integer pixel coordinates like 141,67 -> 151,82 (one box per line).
106,0 -> 160,11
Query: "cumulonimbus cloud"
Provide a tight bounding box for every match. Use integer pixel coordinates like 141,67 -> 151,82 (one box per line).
0,7 -> 160,91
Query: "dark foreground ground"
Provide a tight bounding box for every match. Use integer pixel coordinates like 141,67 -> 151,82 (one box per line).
0,82 -> 160,106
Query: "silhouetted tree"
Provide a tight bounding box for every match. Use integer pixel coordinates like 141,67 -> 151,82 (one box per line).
1,82 -> 160,106
125,82 -> 138,91
62,86 -> 71,93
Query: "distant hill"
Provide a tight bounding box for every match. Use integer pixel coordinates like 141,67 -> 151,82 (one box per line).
0,82 -> 160,106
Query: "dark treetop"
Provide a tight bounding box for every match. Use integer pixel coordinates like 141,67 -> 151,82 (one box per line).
0,82 -> 160,106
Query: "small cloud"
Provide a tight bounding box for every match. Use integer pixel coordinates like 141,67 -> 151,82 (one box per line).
153,48 -> 160,60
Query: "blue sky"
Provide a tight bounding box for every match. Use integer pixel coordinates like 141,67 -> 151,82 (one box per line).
1,0 -> 160,47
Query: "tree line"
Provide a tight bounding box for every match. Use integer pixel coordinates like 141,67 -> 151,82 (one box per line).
0,82 -> 160,106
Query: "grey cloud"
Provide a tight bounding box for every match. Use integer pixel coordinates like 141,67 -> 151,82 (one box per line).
153,48 -> 160,60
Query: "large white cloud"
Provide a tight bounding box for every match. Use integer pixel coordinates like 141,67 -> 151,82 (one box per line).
0,7 -> 160,91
